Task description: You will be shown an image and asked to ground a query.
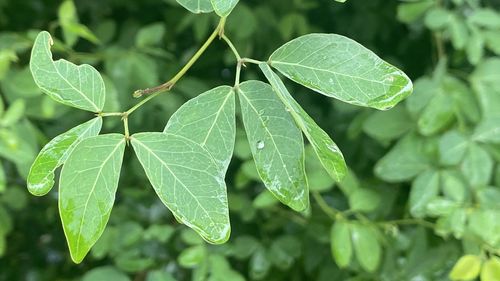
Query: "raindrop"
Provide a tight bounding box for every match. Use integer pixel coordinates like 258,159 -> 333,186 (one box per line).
256,141 -> 265,150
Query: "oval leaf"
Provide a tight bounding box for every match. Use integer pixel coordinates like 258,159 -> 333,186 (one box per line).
176,0 -> 213,13
30,31 -> 105,112
330,221 -> 352,268
351,224 -> 381,272
449,255 -> 482,281
481,257 -> 500,281
210,0 -> 239,17
164,86 -> 235,174
237,81 -> 309,211
260,63 -> 347,182
409,170 -> 440,218
59,134 -> 126,263
269,34 -> 413,110
27,117 -> 102,196
131,132 -> 230,244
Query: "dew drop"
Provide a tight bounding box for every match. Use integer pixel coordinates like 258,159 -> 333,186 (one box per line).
256,141 -> 265,150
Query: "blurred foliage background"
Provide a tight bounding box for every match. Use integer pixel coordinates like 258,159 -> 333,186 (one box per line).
1,0 -> 500,280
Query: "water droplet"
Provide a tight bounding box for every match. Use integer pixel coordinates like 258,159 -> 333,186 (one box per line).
256,141 -> 265,150
285,107 -> 291,112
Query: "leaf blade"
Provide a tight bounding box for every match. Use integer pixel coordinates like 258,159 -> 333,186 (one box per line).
176,0 -> 214,13
164,86 -> 235,174
59,134 -> 125,263
269,33 -> 413,110
131,132 -> 230,244
237,81 -> 309,211
27,117 -> 102,196
260,63 -> 346,182
30,31 -> 105,112
210,0 -> 239,17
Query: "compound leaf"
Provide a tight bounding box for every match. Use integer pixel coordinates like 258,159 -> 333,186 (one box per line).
30,31 -> 105,112
260,63 -> 346,182
59,134 -> 125,263
131,132 -> 230,244
238,81 -> 309,211
269,34 -> 413,110
27,117 -> 102,196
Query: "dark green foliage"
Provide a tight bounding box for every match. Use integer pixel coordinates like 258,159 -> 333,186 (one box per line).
0,0 -> 499,280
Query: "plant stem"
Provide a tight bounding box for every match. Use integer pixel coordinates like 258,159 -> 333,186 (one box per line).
123,115 -> 130,139
241,58 -> 263,65
98,112 -> 123,117
381,218 -> 435,229
123,17 -> 227,117
221,34 -> 241,61
130,17 -> 227,101
312,192 -> 341,220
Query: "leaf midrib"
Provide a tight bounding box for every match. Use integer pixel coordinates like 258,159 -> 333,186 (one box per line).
132,137 -> 220,233
73,137 -> 124,255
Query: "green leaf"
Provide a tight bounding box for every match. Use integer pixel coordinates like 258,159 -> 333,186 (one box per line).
253,191 -> 279,209
362,105 -> 412,142
351,224 -> 381,272
58,0 -> 99,46
82,266 -> 130,281
237,81 -> 309,211
460,143 -> 493,187
30,31 -> 105,112
468,8 -> 500,29
268,34 -> 413,110
59,134 -> 126,263
131,132 -> 230,244
176,0 -> 213,13
467,210 -> 500,246
417,92 -> 454,136
0,161 -> 5,194
409,170 -> 439,218
349,188 -> 381,213
473,117 -> 500,144
466,28 -> 484,65
259,63 -> 346,182
424,8 -> 452,30
0,99 -> 25,127
449,255 -> 482,281
449,15 -> 468,50
470,59 -> 500,119
135,23 -> 166,48
397,1 -> 434,23
330,221 -> 352,268
27,117 -> 102,196
210,0 -> 239,17
164,86 -> 235,174
439,131 -> 469,166
178,245 -> 206,268
481,257 -> 500,281
375,134 -> 430,182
